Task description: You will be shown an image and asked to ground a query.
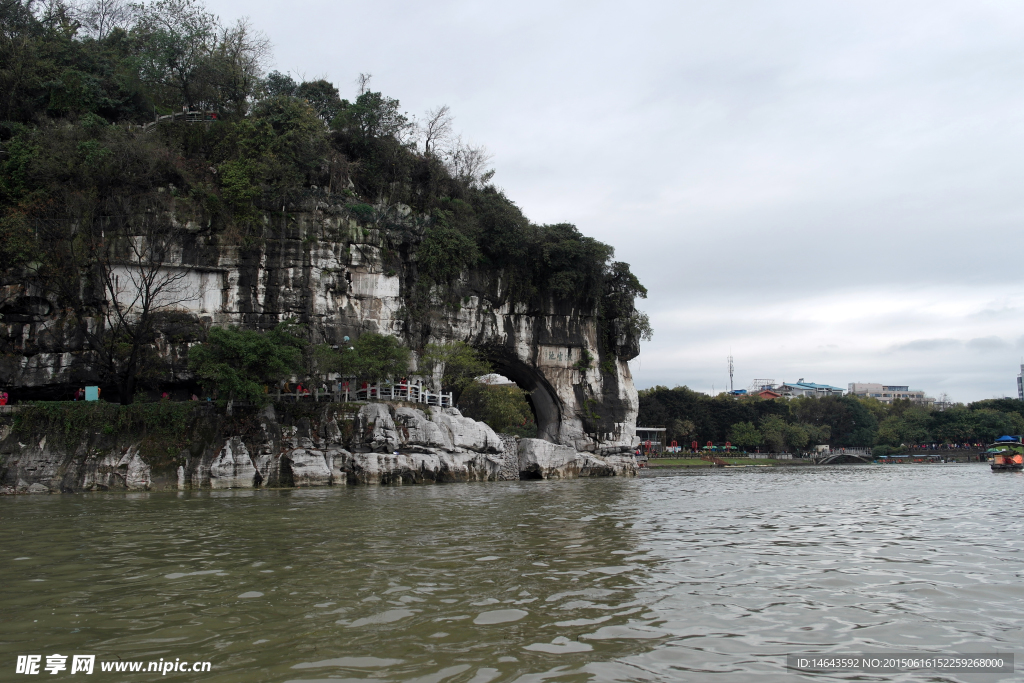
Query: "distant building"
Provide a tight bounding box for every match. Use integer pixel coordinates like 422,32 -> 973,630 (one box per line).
755,389 -> 782,399
777,380 -> 844,398
848,383 -> 933,406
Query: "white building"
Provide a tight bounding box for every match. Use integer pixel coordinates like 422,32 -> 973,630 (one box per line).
848,383 -> 933,406
777,380 -> 845,398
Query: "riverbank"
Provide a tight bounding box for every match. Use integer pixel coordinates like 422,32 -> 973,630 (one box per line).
0,401 -> 637,493
646,457 -> 816,468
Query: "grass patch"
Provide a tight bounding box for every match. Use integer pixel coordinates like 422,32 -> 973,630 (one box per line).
10,401 -> 201,474
648,457 -> 812,467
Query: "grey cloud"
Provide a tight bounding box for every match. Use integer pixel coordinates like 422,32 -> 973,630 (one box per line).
966,336 -> 1010,351
888,339 -> 961,353
204,0 -> 1024,402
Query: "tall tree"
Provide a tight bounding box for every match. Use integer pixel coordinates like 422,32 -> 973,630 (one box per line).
206,17 -> 271,115
132,0 -> 219,109
188,323 -> 304,405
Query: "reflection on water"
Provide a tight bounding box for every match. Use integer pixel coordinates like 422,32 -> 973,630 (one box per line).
2,465 -> 1022,682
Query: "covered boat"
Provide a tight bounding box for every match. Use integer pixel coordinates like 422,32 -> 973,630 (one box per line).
988,436 -> 1024,471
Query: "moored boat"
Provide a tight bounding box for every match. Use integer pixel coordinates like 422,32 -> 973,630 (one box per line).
988,436 -> 1024,471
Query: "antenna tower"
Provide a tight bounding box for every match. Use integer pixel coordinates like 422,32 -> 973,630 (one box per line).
728,355 -> 734,393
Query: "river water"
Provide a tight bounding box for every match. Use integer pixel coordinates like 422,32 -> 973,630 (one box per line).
2,464 -> 1022,682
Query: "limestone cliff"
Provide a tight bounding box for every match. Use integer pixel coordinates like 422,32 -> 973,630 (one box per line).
1,200 -> 641,453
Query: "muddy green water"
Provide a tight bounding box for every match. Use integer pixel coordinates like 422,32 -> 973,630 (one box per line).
2,464 -> 1022,682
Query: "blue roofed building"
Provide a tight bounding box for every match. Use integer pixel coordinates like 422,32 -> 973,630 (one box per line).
777,379 -> 844,398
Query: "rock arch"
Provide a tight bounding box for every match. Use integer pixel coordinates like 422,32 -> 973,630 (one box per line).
486,352 -> 562,444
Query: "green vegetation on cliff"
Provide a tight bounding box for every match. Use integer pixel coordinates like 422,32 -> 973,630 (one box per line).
0,0 -> 650,403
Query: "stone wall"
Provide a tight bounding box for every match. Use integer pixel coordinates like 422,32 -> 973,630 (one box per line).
497,434 -> 520,481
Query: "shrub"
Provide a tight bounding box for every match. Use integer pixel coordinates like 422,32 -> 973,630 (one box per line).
187,322 -> 304,405
459,382 -> 535,436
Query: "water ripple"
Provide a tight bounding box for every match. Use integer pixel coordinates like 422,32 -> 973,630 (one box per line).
1,464 -> 1022,681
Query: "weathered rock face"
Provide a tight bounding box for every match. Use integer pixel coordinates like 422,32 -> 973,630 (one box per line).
203,437 -> 258,489
518,438 -> 584,479
0,402 -> 636,492
1,207 -> 640,453
1,437 -> 154,493
518,437 -> 638,480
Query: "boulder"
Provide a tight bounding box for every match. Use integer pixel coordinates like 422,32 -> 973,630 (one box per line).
351,403 -> 400,452
579,453 -> 638,477
394,406 -> 452,450
432,407 -> 503,453
122,448 -> 152,490
282,449 -> 334,487
77,445 -> 153,491
518,439 -> 638,479
208,437 -> 257,489
518,438 -> 583,479
335,449 -> 503,485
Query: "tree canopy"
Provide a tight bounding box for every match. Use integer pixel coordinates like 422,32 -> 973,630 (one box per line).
187,322 -> 304,405
639,386 -> 1024,452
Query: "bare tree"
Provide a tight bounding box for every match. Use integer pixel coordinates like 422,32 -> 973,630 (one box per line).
420,104 -> 452,156
76,0 -> 136,39
89,212 -> 198,403
444,135 -> 495,187
356,72 -> 372,95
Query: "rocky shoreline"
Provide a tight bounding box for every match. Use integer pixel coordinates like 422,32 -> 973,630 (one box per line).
0,402 -> 637,494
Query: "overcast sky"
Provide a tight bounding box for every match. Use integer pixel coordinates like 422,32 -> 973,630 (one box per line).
207,0 -> 1024,403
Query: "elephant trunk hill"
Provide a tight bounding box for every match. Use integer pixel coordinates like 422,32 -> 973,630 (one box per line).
0,2 -> 650,487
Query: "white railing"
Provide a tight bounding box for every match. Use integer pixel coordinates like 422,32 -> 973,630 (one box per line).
273,379 -> 452,407
353,380 -> 452,407
141,110 -> 219,132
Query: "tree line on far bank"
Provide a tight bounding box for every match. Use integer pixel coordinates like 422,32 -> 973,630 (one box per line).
638,385 -> 1024,453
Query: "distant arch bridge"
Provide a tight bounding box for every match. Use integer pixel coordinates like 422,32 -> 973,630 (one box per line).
814,452 -> 873,465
